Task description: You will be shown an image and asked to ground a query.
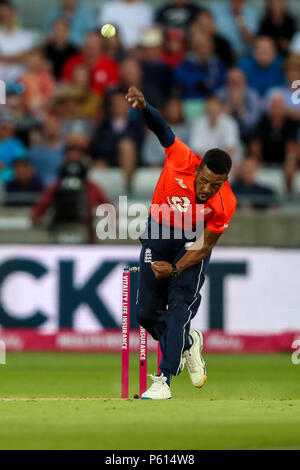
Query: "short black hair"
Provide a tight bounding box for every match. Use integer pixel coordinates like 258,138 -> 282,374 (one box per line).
0,0 -> 15,9
196,8 -> 213,18
13,158 -> 31,167
201,148 -> 232,175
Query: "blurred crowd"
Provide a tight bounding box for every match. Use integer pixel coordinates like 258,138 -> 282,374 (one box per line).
0,0 -> 300,217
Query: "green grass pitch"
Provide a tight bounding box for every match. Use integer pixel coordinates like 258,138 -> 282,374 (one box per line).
0,352 -> 299,450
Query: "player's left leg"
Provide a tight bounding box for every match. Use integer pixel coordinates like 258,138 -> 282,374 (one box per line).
158,250 -> 211,387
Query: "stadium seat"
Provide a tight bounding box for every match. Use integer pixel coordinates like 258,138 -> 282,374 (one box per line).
0,181 -> 4,204
292,171 -> 300,195
131,168 -> 161,198
89,168 -> 126,199
256,168 -> 286,195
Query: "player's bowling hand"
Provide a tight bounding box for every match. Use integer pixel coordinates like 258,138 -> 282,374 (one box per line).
125,87 -> 146,110
151,261 -> 173,279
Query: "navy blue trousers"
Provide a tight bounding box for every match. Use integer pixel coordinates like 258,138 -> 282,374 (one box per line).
136,219 -> 211,377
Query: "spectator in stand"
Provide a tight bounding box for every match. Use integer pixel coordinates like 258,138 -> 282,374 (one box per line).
43,18 -> 78,80
27,114 -> 64,186
238,36 -> 285,97
190,10 -> 235,67
0,109 -> 26,183
102,30 -> 126,63
250,92 -> 299,192
231,157 -> 277,210
44,0 -> 95,47
156,0 -> 202,32
31,132 -> 112,243
142,96 -> 189,166
90,89 -> 143,191
62,32 -> 120,96
19,49 -> 56,118
5,158 -> 43,207
119,57 -> 162,108
290,32 -> 300,55
0,0 -> 35,82
53,86 -> 92,137
258,0 -> 296,57
162,29 -> 186,68
174,32 -> 227,99
5,82 -> 43,147
139,28 -> 173,104
211,0 -> 259,58
70,64 -> 101,121
99,0 -> 153,50
217,68 -> 262,142
189,95 -> 241,168
265,54 -> 300,122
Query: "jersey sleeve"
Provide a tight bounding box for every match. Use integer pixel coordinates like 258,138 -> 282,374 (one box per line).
142,104 -> 175,148
206,194 -> 237,234
165,137 -> 198,172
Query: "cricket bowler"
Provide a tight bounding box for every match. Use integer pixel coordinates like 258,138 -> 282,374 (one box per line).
125,87 -> 237,400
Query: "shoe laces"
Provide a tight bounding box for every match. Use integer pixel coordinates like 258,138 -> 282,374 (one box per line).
147,374 -> 167,392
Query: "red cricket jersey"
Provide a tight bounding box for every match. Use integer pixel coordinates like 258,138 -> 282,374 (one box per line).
62,54 -> 119,95
150,138 -> 237,233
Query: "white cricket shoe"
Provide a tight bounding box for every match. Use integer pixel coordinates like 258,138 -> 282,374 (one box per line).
141,374 -> 172,400
183,330 -> 207,388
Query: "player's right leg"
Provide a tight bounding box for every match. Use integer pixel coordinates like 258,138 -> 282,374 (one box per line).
136,245 -> 169,341
136,244 -> 174,400
141,373 -> 172,400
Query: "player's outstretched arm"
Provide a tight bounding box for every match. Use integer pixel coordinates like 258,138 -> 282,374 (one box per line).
125,87 -> 175,148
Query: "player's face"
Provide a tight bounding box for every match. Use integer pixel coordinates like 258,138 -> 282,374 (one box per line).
195,165 -> 227,203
